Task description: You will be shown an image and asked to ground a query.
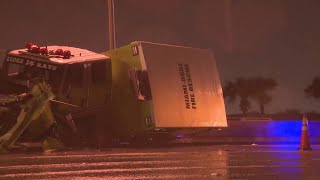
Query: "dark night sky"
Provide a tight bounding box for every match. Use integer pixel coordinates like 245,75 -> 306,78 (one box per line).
0,0 -> 320,114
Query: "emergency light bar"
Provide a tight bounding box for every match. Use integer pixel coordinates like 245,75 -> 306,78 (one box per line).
25,42 -> 73,59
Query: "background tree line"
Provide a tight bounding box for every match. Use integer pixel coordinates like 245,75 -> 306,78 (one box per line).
223,76 -> 320,116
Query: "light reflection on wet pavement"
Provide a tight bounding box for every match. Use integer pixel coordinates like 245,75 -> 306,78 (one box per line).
1,145 -> 320,179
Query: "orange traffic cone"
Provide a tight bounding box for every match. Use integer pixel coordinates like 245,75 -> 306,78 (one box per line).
298,114 -> 312,151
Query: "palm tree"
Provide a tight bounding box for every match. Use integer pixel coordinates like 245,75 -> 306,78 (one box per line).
223,78 -> 253,116
223,77 -> 277,116
305,77 -> 320,99
250,77 -> 277,115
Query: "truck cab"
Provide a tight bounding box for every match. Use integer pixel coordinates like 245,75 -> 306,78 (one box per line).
0,44 -> 112,146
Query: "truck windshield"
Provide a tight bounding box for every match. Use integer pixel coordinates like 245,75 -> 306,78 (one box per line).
6,62 -> 63,90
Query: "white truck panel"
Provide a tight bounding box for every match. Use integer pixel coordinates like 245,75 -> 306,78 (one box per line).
138,42 -> 227,127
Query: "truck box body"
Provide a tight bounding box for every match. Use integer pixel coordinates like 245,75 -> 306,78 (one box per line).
104,41 -> 227,137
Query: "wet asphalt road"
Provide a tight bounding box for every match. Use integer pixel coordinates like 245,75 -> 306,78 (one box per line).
1,145 -> 320,180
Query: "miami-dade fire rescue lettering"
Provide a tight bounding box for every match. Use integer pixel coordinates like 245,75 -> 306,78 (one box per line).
178,63 -> 197,109
6,56 -> 58,71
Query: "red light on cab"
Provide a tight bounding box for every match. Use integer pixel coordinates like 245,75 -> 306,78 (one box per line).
26,42 -> 33,51
55,49 -> 64,55
40,47 -> 49,55
30,45 -> 40,54
63,50 -> 71,59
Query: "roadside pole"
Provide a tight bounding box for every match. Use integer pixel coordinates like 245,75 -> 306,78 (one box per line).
107,0 -> 116,50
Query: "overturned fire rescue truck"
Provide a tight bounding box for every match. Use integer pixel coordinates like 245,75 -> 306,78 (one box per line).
0,41 -> 227,152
